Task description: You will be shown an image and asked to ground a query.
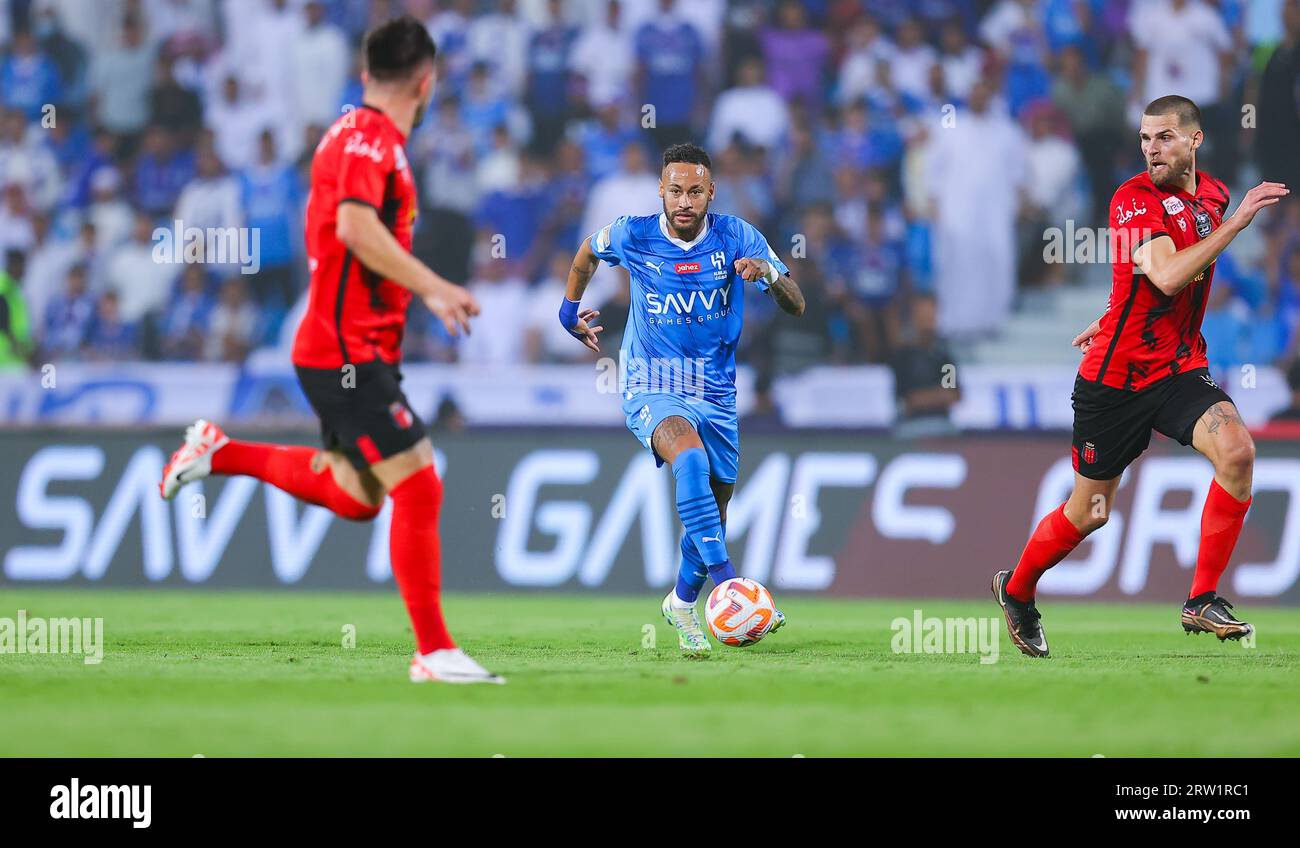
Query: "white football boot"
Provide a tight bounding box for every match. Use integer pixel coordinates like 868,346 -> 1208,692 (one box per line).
662,591 -> 711,657
409,648 -> 506,684
160,419 -> 230,500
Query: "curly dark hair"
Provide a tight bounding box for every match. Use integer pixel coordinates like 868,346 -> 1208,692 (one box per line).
662,142 -> 712,172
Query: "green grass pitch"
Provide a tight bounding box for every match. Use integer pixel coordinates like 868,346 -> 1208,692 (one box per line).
2,589 -> 1298,757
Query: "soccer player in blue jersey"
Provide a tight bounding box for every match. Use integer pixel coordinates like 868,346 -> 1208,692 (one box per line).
559,143 -> 806,656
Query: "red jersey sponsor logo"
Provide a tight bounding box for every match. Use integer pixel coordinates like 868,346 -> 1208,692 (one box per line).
343,132 -> 385,163
1114,197 -> 1149,226
675,262 -> 701,274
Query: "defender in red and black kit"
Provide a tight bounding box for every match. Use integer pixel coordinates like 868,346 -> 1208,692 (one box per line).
992,95 -> 1289,657
1072,163 -> 1232,477
294,99 -> 425,468
160,17 -> 501,684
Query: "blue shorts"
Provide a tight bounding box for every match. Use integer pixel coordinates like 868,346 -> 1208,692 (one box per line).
623,392 -> 740,483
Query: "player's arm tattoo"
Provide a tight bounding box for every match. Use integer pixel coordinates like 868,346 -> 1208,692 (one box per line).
570,255 -> 597,286
768,273 -> 805,317
566,238 -> 600,301
1200,401 -> 1244,435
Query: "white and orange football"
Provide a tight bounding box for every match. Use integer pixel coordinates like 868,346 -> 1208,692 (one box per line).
705,578 -> 777,647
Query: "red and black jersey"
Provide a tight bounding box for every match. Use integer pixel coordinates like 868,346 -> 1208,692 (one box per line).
1079,170 -> 1230,392
292,104 -> 418,369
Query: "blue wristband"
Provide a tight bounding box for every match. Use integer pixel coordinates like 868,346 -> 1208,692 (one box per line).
558,298 -> 581,333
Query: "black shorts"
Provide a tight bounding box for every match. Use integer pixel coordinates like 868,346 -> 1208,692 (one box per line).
295,360 -> 426,470
1071,367 -> 1232,481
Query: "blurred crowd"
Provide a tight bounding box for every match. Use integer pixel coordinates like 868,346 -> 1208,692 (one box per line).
0,0 -> 1298,390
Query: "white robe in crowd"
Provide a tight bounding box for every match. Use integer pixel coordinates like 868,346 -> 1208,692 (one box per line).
707,84 -> 790,152
927,106 -> 1027,340
291,20 -> 350,130
569,18 -> 634,108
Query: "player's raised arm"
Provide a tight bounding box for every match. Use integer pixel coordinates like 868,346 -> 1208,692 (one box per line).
1133,181 -> 1289,297
767,272 -> 806,317
1133,180 -> 1284,296
733,257 -> 805,316
558,235 -> 604,353
336,201 -> 479,336
1125,100 -> 1288,297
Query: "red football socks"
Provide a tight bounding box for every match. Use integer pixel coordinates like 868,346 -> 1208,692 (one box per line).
1190,479 -> 1252,598
212,442 -> 453,653
1006,503 -> 1085,602
387,466 -> 455,654
210,441 -> 380,521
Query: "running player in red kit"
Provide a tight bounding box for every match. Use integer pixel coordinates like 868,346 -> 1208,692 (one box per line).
993,95 -> 1289,657
159,17 -> 501,684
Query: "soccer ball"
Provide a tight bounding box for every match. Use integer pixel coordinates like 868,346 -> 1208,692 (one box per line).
705,578 -> 777,647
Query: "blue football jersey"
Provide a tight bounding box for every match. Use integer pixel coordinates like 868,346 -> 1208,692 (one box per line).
590,212 -> 788,407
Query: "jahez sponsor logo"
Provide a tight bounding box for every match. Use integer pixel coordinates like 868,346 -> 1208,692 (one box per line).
674,262 -> 700,274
